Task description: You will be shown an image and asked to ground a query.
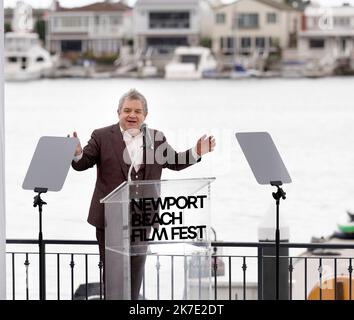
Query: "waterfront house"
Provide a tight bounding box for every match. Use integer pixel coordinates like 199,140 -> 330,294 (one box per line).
46,1 -> 132,57
212,0 -> 302,70
133,0 -> 216,69
298,3 -> 354,74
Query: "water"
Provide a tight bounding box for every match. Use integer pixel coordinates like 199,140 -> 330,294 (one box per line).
4,77 -> 354,246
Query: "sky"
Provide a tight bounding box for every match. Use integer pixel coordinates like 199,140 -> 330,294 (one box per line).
3,0 -> 354,9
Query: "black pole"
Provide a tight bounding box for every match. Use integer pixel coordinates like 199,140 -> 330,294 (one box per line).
33,187 -> 47,300
275,197 -> 280,300
271,182 -> 286,301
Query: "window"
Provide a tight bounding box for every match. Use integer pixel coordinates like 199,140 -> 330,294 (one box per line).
110,15 -> 122,25
8,57 -> 17,63
340,38 -> 346,51
220,37 -> 235,54
61,16 -> 83,28
241,37 -> 251,48
334,17 -> 350,27
95,15 -> 100,26
149,12 -> 190,29
227,37 -> 234,50
216,13 -> 226,24
180,55 -> 200,68
269,37 -> 279,48
237,14 -> 259,29
267,13 -> 277,24
293,18 -> 298,32
61,40 -> 82,52
255,37 -> 265,48
309,38 -> 325,49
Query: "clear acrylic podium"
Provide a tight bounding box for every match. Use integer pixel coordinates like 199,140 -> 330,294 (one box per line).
100,177 -> 215,300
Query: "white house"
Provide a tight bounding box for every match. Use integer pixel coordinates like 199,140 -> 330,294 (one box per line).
46,1 -> 133,56
299,3 -> 354,60
133,0 -> 215,59
212,0 -> 302,62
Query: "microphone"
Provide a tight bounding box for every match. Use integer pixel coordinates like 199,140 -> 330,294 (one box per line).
140,123 -> 154,150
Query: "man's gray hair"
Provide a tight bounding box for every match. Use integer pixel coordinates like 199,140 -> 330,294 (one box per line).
118,89 -> 148,114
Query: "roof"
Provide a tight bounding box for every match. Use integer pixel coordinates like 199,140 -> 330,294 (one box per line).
256,0 -> 298,11
287,0 -> 309,11
56,1 -> 131,12
135,0 -> 200,6
215,0 -> 301,11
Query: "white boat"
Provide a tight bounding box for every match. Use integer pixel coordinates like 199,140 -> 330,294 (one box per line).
5,32 -> 55,81
302,56 -> 336,78
165,46 -> 217,80
4,2 -> 54,81
281,60 -> 306,78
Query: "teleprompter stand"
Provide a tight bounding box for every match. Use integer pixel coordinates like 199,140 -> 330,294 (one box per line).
33,187 -> 47,300
22,136 -> 79,300
270,181 -> 286,300
236,132 -> 292,300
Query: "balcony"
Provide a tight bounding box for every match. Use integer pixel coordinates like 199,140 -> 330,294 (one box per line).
148,12 -> 190,30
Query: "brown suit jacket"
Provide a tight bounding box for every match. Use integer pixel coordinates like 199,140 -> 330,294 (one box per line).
72,123 -> 200,229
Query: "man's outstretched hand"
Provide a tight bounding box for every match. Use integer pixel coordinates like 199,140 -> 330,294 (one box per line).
196,135 -> 216,157
67,131 -> 82,156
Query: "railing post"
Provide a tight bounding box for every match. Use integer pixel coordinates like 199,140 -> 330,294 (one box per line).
12,253 -> 15,300
349,259 -> 353,300
24,253 -> 30,300
70,254 -> 75,300
259,241 -> 289,300
242,257 -> 247,300
98,260 -> 103,300
258,246 -> 263,300
39,242 -> 46,300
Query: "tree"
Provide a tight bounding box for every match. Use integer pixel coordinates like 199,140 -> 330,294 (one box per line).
200,37 -> 212,49
35,20 -> 46,42
4,22 -> 12,33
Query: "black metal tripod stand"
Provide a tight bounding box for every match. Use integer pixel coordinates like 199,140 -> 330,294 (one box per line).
33,187 -> 47,300
271,181 -> 286,300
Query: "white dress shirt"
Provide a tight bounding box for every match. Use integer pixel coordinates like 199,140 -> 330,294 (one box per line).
122,127 -> 143,172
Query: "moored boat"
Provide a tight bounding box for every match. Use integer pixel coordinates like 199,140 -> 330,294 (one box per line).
165,46 -> 217,80
4,2 -> 55,81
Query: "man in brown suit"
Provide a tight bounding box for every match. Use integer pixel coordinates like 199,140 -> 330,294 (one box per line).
70,89 -> 215,299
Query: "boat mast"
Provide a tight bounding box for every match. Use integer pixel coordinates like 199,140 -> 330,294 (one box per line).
0,0 -> 7,300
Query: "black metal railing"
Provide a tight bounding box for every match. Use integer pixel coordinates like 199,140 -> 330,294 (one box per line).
6,239 -> 354,300
6,239 -> 102,300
